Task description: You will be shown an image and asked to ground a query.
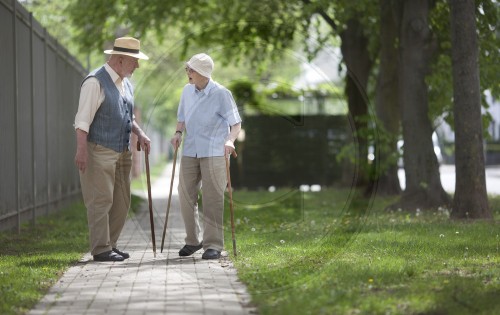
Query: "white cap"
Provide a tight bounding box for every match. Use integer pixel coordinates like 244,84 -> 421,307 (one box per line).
186,53 -> 214,78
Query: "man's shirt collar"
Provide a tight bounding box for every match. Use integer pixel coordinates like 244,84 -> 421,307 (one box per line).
104,63 -> 122,85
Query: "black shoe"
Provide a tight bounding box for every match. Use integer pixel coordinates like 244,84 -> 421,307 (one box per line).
112,248 -> 130,259
179,244 -> 203,256
202,249 -> 221,260
93,250 -> 124,262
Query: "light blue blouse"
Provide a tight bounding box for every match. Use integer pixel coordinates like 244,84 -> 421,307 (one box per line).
178,80 -> 242,158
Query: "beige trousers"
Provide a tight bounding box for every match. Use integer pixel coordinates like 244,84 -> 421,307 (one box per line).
178,156 -> 227,251
79,143 -> 132,255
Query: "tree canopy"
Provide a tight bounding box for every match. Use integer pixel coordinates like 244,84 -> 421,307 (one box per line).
25,0 -> 500,217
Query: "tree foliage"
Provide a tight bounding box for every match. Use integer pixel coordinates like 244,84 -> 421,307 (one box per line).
427,0 -> 499,133
34,0 -> 500,215
68,0 -> 306,66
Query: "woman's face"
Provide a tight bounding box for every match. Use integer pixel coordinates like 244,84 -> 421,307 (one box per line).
185,66 -> 207,89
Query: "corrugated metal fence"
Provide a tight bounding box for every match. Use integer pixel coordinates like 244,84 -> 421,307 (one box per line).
0,0 -> 86,232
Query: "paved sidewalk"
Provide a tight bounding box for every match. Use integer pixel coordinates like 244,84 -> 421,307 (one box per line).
29,161 -> 257,315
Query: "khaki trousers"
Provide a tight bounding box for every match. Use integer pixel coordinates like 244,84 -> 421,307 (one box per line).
178,156 -> 227,251
79,143 -> 132,255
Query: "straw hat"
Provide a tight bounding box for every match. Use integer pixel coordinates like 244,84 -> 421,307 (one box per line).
104,37 -> 149,60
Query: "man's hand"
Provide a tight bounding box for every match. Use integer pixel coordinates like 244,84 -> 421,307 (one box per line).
138,134 -> 151,154
132,121 -> 151,153
75,148 -> 88,173
75,129 -> 88,173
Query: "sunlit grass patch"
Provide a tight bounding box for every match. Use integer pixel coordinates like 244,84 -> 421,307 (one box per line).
225,188 -> 500,315
0,162 -> 164,315
0,203 -> 89,315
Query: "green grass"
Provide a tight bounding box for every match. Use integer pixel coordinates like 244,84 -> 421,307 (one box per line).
0,203 -> 89,315
224,189 -> 500,315
2,182 -> 499,315
0,197 -> 144,315
0,157 -> 161,315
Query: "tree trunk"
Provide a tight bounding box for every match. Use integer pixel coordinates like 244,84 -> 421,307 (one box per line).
398,0 -> 451,209
340,18 -> 373,188
372,0 -> 402,196
449,0 -> 491,220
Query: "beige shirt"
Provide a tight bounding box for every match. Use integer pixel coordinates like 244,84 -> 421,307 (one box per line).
74,63 -> 125,133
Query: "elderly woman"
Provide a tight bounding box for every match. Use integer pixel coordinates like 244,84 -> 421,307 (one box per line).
170,53 -> 242,260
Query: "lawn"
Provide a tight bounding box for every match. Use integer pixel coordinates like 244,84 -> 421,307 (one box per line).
1,183 -> 499,315
0,191 -> 146,314
0,202 -> 89,315
224,188 -> 500,315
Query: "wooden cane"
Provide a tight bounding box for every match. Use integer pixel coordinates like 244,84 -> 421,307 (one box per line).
160,145 -> 178,253
225,150 -> 238,257
137,142 -> 156,257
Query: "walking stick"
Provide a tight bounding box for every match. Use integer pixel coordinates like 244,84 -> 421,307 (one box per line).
225,150 -> 238,257
137,142 -> 156,258
160,145 -> 178,253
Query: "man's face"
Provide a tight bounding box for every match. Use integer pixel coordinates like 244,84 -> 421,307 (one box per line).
119,55 -> 139,78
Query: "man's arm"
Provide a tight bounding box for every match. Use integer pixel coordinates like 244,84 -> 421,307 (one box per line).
74,78 -> 101,173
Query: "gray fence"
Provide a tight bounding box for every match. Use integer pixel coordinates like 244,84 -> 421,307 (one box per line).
0,0 -> 86,232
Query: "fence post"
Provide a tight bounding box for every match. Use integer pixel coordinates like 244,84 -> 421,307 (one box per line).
44,29 -> 50,217
12,0 -> 20,234
30,12 -> 37,227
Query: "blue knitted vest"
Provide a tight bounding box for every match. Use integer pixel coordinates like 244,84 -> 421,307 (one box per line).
84,66 -> 134,152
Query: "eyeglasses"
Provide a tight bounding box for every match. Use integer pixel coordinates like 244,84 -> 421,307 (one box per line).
185,67 -> 194,74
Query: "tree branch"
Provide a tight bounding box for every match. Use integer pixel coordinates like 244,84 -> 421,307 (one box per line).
302,0 -> 338,32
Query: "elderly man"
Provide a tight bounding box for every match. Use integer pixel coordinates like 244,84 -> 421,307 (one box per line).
74,37 -> 151,262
